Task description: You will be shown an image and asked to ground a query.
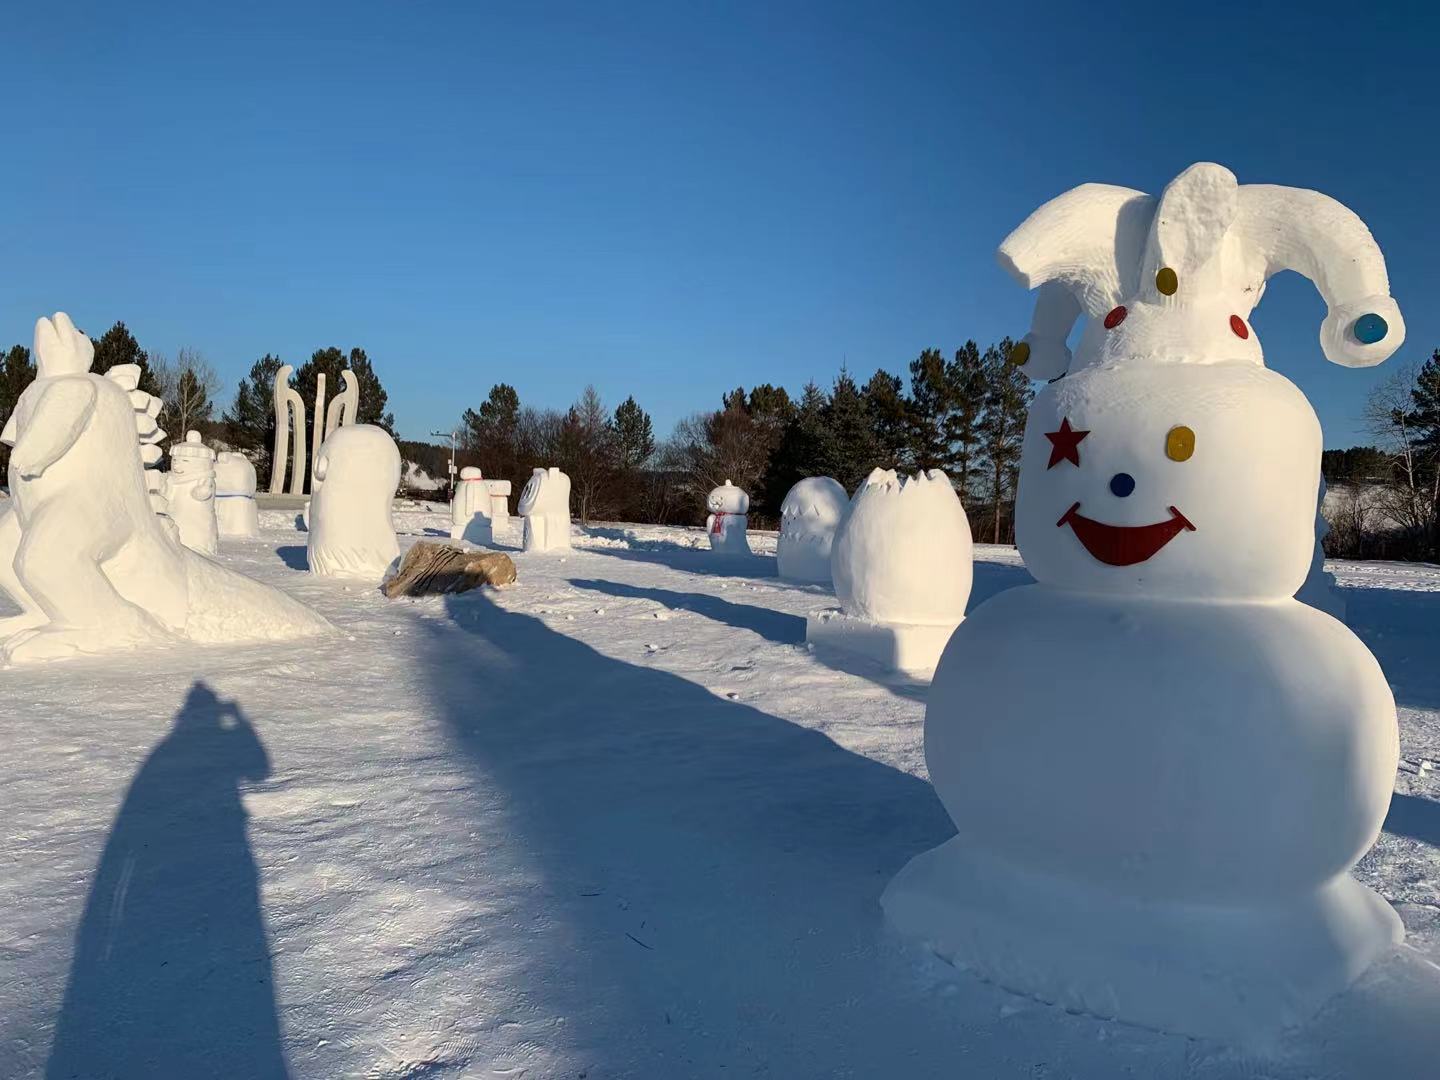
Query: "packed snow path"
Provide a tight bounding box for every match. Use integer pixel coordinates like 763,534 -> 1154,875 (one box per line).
3,508 -> 1439,1079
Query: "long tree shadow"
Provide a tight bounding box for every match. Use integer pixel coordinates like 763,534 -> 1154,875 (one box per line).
46,683 -> 289,1080
568,578 -> 805,644
578,536 -> 778,579
420,590 -> 958,1077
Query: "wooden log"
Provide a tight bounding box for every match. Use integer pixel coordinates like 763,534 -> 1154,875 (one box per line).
383,541 -> 517,598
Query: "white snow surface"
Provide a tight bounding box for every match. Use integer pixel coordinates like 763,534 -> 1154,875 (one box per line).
3,508 -> 1439,1078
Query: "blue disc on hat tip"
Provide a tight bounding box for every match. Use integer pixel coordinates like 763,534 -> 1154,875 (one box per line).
1353,312 -> 1388,345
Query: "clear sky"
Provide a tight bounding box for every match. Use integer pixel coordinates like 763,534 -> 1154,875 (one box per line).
2,0 -> 1435,447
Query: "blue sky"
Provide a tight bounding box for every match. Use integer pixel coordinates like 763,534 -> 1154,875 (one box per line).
2,0 -> 1435,447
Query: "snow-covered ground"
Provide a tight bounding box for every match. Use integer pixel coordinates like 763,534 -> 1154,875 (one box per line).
3,508 -> 1439,1079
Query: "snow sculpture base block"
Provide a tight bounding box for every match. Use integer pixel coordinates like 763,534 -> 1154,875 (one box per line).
449,517 -> 494,546
882,837 -> 1401,1045
805,608 -> 959,677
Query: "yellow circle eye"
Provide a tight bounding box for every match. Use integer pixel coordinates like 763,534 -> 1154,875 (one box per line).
1009,341 -> 1030,367
1166,425 -> 1195,461
1156,267 -> 1178,296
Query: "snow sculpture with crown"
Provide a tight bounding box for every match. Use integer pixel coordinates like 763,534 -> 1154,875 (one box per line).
882,164 -> 1405,1043
0,313 -> 329,663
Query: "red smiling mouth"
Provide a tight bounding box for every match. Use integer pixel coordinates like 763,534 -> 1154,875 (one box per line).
1057,502 -> 1196,566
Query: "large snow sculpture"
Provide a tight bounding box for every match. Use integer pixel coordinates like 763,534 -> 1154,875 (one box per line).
805,469 -> 971,675
0,313 -> 329,663
306,424 -> 401,580
705,480 -> 751,556
1297,476 -> 1345,621
164,431 -> 218,556
269,365 -> 359,495
517,467 -> 572,553
776,476 -> 848,583
882,164 -> 1406,1043
450,466 -> 494,545
486,479 -> 512,533
214,451 -> 259,539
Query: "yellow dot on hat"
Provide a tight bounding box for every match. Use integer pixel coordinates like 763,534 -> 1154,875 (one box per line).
1156,267 -> 1178,295
1009,341 -> 1030,366
1165,425 -> 1195,462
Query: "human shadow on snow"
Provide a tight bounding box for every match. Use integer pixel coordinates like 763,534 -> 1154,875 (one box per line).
46,683 -> 289,1080
567,578 -> 806,645
420,591 -> 961,1078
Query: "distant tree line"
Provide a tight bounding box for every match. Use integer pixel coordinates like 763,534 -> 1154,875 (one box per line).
1323,350 -> 1440,561
455,338 -> 1032,540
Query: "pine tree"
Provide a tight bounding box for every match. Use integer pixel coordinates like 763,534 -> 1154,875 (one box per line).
0,344 -> 36,478
612,396 -> 655,470
1410,350 -> 1440,455
222,354 -> 285,479
760,381 -> 832,512
907,347 -> 951,471
978,338 -> 1033,543
822,368 -> 880,490
460,383 -> 523,490
91,322 -> 162,398
944,341 -> 986,505
863,369 -> 908,470
293,346 -> 396,489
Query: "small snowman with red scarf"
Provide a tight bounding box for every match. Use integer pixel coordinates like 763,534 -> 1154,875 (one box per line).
883,163 -> 1407,1044
705,479 -> 751,556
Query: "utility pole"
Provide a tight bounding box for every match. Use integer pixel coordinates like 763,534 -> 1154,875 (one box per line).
431,429 -> 458,501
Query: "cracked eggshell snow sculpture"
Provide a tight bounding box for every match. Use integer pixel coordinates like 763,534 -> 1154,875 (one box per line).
164,431 -> 219,556
450,465 -> 493,545
884,163 -> 1406,1044
214,451 -> 259,539
518,467 -> 572,553
777,476 -> 848,583
0,313 -> 328,664
831,469 -> 972,625
306,424 -> 401,580
705,480 -> 751,556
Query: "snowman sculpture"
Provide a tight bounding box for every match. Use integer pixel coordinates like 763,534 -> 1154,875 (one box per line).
1297,476 -> 1346,621
214,451 -> 259,539
307,424 -> 401,580
777,476 -> 848,583
705,480 -> 751,556
450,466 -> 494,545
882,163 -> 1405,1043
518,467 -> 572,553
164,431 -> 219,556
806,469 -> 971,675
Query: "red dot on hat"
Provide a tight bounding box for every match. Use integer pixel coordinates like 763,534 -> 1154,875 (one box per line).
1103,306 -> 1127,330
1230,314 -> 1249,339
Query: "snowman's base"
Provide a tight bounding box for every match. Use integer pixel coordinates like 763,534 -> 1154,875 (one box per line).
451,518 -> 495,547
805,609 -> 960,677
882,836 -> 1402,1046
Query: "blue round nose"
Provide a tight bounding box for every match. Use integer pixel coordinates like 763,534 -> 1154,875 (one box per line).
1109,472 -> 1136,497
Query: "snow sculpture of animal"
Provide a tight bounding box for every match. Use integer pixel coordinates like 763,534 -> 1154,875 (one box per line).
0,313 -> 329,664
214,451 -> 259,539
705,480 -> 751,556
164,430 -> 219,556
776,476 -> 848,583
884,163 -> 1405,1043
517,467 -> 572,553
450,465 -> 493,545
306,424 -> 401,579
805,469 -> 972,674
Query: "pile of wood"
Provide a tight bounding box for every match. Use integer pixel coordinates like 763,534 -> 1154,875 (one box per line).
382,541 -> 517,598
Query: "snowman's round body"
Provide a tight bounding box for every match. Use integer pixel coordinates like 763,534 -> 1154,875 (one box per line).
451,466 -> 493,545
214,451 -> 259,539
705,480 -> 751,556
165,432 -> 219,556
886,361 -> 1401,1042
776,476 -> 847,583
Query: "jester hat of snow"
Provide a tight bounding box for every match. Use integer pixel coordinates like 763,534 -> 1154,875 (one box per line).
999,162 -> 1405,380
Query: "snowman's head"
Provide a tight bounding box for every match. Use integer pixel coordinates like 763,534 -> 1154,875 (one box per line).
1000,163 -> 1403,600
215,451 -> 257,497
1017,364 -> 1319,600
707,480 -> 748,514
314,424 -> 401,496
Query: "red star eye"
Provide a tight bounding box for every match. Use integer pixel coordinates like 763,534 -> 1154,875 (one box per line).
1045,418 -> 1089,469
